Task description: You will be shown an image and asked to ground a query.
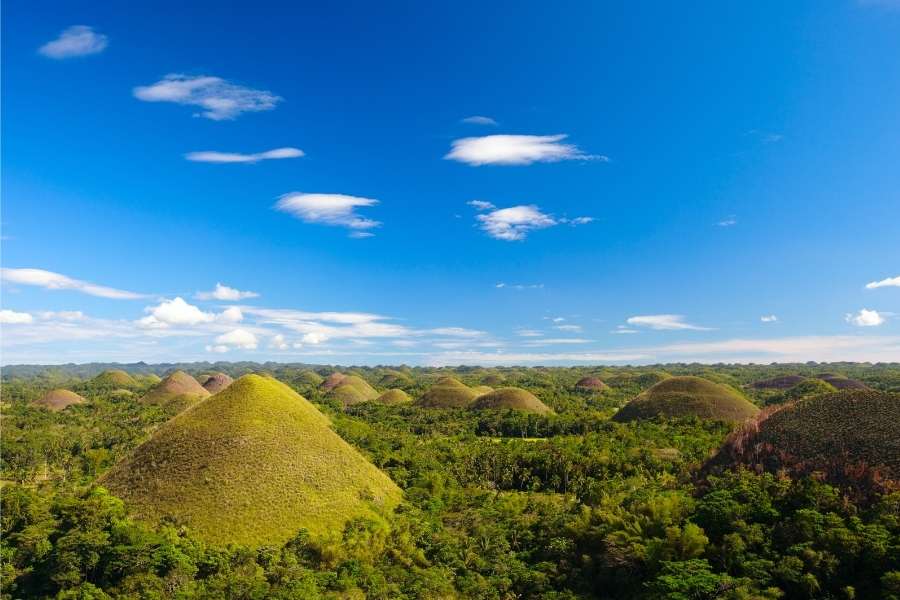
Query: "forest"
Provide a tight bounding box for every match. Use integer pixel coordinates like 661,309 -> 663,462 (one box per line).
1,362 -> 899,599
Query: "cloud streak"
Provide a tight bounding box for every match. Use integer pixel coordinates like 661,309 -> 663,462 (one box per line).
185,147 -> 304,163
1,268 -> 146,299
275,193 -> 380,235
626,314 -> 711,331
866,275 -> 900,289
196,283 -> 259,301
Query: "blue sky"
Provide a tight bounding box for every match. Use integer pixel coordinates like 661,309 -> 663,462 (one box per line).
2,0 -> 899,365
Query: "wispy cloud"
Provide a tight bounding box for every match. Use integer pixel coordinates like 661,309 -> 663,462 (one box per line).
445,134 -> 605,166
185,147 -> 304,163
472,203 -> 591,241
1,268 -> 146,299
845,308 -> 886,327
523,338 -> 593,346
717,216 -> 737,227
196,283 -> 259,301
866,275 -> 900,289
275,193 -> 381,235
747,129 -> 784,143
611,326 -> 639,334
516,329 -> 544,337
39,25 -> 107,59
495,282 -> 544,290
467,200 -> 496,211
555,324 -> 582,332
133,74 -> 281,120
760,315 -> 778,323
461,116 -> 498,126
626,314 -> 712,331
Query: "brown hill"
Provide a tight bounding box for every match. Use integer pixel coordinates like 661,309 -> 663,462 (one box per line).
815,374 -> 869,390
750,375 -> 806,390
415,377 -> 480,408
202,372 -> 234,394
373,389 -> 412,405
614,376 -> 759,423
470,387 -> 554,415
141,370 -> 210,412
32,389 -> 86,411
575,376 -> 608,391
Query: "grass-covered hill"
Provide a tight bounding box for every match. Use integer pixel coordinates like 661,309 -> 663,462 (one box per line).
297,369 -> 324,386
100,374 -> 402,547
750,374 -> 806,390
614,375 -> 759,423
201,372 -> 233,394
815,373 -> 869,390
480,373 -> 506,386
322,373 -> 379,406
378,369 -> 414,387
470,387 -> 554,415
373,389 -> 412,405
707,390 -> 900,501
32,389 -> 86,411
575,376 -> 608,391
781,378 -> 836,401
90,369 -> 138,388
140,370 -> 210,412
415,376 -> 481,408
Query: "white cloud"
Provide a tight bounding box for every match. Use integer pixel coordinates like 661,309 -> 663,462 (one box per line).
218,306 -> 244,323
133,74 -> 281,120
185,147 -> 304,164
427,350 -> 650,366
215,328 -> 258,350
760,315 -> 778,323
349,231 -> 375,239
0,309 -> 33,324
845,308 -> 886,327
717,217 -> 737,227
275,193 -> 380,233
516,329 -> 543,337
523,338 -> 593,345
38,311 -> 84,321
140,297 -> 214,328
611,326 -> 639,334
1,268 -> 146,299
626,314 -> 711,331
302,332 -> 327,344
428,327 -> 486,338
468,200 -> 496,211
206,344 -> 229,353
866,275 -> 900,289
196,283 -> 259,301
270,334 -> 289,350
461,116 -> 498,126
476,205 -> 556,241
39,26 -> 107,59
445,134 -> 605,166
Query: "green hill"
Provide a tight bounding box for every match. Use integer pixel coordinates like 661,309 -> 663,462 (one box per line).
201,372 -> 234,394
378,370 -> 414,387
298,369 -> 324,386
100,374 -> 402,547
614,376 -> 759,423
415,377 -> 480,408
374,389 -> 412,405
470,387 -> 554,415
707,390 -> 900,501
323,373 -> 379,406
481,373 -> 506,386
575,376 -> 608,391
471,385 -> 494,396
91,369 -> 137,387
32,389 -> 86,411
141,370 -> 210,412
815,374 -> 869,390
781,378 -> 836,401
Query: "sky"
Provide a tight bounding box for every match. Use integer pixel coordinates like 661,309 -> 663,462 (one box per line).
2,0 -> 899,366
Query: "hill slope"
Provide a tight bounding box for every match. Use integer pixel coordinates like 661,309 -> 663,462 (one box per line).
575,377 -> 608,391
201,372 -> 234,394
323,374 -> 379,406
374,389 -> 412,405
33,389 -> 87,411
470,387 -> 553,415
707,390 -> 900,501
614,376 -> 758,423
101,374 -> 402,547
91,369 -> 137,387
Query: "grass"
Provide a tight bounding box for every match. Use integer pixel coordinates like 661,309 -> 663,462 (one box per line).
415,377 -> 480,408
378,369 -> 413,387
32,389 -> 86,411
708,390 -> 900,501
781,378 -> 836,401
614,375 -> 759,423
201,372 -> 234,394
374,389 -> 412,405
100,374 -> 402,547
323,373 -> 379,406
91,369 -> 138,387
470,387 -> 554,415
141,370 -> 210,412
298,369 -> 324,386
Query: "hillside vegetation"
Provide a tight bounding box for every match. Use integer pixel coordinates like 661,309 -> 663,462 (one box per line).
614,375 -> 759,423
101,374 -> 402,546
90,369 -> 137,388
415,376 -> 481,408
471,387 -> 554,414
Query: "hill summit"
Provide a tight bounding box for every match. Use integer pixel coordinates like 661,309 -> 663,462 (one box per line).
415,376 -> 481,408
101,374 -> 402,547
141,370 -> 210,412
201,372 -> 233,394
471,387 -> 554,414
91,369 -> 137,387
322,373 -> 379,406
614,375 -> 759,423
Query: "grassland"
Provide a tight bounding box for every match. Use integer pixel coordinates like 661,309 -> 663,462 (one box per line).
415,376 -> 481,408
100,374 -> 402,547
470,387 -> 554,414
90,369 -> 138,387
